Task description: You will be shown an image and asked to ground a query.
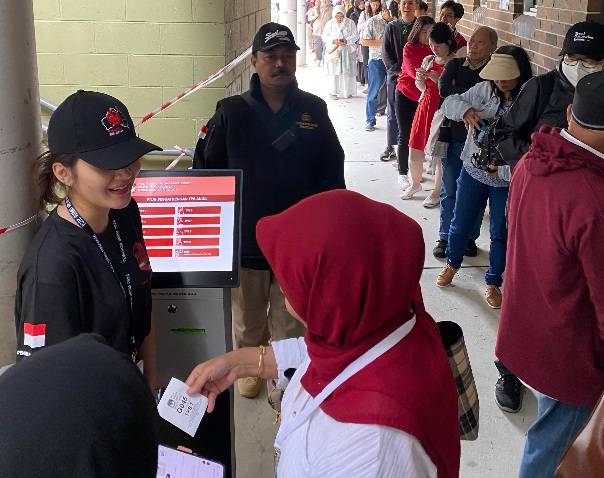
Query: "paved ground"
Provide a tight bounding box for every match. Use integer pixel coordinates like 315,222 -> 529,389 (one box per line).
233,62 -> 536,478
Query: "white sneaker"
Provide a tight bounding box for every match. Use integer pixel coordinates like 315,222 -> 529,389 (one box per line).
398,174 -> 410,189
401,185 -> 422,200
422,195 -> 440,208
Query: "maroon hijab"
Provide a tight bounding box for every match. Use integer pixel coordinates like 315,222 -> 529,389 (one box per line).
256,190 -> 460,478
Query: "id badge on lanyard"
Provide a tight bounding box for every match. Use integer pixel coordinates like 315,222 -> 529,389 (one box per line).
272,315 -> 417,477
64,197 -> 137,361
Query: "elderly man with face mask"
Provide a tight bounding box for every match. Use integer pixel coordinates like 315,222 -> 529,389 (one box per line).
193,23 -> 345,400
495,21 -> 604,171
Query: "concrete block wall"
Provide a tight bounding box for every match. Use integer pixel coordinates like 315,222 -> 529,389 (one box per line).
456,0 -> 602,75
33,0 -> 270,162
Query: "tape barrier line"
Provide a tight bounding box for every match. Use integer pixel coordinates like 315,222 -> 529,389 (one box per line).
165,145 -> 193,170
135,46 -> 253,127
0,214 -> 37,236
5,49 -> 254,238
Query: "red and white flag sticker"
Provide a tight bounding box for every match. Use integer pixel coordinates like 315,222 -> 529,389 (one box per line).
23,323 -> 46,348
199,125 -> 209,139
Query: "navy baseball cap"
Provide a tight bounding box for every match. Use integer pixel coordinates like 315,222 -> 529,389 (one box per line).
560,21 -> 604,61
48,90 -> 161,170
252,22 -> 300,55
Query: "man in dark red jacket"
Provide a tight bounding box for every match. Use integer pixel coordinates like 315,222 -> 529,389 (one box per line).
496,72 -> 604,478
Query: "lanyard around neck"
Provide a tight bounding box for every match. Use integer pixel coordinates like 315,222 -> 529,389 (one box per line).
64,196 -> 137,359
274,315 -> 417,450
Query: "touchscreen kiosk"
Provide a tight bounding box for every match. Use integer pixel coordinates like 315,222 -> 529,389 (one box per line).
132,170 -> 242,288
133,170 -> 242,478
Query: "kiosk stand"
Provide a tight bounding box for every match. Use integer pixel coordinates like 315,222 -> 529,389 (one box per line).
153,288 -> 235,477
133,170 -> 243,478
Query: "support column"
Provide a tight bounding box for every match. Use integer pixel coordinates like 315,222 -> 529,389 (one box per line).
0,0 -> 41,365
297,0 -> 307,66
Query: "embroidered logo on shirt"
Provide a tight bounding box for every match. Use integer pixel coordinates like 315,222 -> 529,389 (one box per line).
23,323 -> 46,349
101,107 -> 129,136
297,112 -> 319,130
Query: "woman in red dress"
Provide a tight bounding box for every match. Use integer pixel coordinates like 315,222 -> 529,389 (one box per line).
395,16 -> 434,193
402,23 -> 456,204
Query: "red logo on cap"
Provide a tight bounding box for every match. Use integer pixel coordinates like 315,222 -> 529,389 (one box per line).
101,107 -> 129,137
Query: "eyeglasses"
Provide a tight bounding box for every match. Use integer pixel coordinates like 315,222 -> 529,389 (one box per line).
563,58 -> 604,68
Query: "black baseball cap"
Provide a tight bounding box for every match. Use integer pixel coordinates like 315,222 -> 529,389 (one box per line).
560,21 -> 604,61
572,71 -> 604,130
252,22 -> 300,55
48,90 -> 161,170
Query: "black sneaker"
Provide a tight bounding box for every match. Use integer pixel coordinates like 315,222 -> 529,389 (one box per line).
433,240 -> 447,259
380,146 -> 394,162
494,361 -> 524,413
464,239 -> 478,257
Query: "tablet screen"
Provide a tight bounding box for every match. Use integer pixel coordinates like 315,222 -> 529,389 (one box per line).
132,170 -> 242,288
156,445 -> 224,478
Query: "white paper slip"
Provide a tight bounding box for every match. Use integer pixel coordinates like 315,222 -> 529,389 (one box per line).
158,377 -> 208,437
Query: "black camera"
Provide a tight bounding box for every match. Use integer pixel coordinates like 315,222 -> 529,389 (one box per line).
471,119 -> 505,171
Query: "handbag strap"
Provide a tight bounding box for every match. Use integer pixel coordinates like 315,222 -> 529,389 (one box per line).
274,315 -> 417,450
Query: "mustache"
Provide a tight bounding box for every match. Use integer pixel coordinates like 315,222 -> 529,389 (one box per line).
271,69 -> 292,77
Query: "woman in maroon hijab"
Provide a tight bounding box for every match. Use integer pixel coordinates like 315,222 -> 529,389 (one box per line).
187,189 -> 460,477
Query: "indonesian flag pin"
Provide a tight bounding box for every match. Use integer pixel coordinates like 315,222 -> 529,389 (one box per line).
199,125 -> 209,139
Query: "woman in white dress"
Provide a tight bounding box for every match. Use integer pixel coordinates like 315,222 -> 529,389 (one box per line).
321,6 -> 359,99
186,190 -> 461,478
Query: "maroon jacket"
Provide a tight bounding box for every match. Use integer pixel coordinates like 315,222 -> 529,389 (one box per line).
496,126 -> 604,408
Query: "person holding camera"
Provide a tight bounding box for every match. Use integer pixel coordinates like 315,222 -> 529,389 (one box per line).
435,46 -> 533,309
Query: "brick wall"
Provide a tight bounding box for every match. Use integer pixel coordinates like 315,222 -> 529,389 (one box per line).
33,0 -> 269,161
455,0 -> 602,75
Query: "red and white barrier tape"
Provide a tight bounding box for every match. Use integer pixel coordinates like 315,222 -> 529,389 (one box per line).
4,49 -> 253,238
165,145 -> 192,170
135,46 -> 253,126
0,215 -> 37,236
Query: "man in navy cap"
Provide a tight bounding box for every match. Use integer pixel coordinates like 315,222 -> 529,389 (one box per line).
496,71 -> 604,477
193,23 -> 345,399
492,21 -> 604,414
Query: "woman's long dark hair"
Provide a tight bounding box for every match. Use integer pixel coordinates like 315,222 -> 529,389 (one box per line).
490,45 -> 533,102
407,15 -> 435,44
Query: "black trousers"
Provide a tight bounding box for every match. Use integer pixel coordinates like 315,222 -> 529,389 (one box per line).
386,77 -> 399,147
394,89 -> 418,175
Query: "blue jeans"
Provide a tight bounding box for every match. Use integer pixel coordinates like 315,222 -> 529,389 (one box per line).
366,59 -> 387,126
519,393 -> 592,478
439,143 -> 483,242
446,168 -> 508,286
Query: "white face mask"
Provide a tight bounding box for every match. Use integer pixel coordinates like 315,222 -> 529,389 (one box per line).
561,61 -> 603,87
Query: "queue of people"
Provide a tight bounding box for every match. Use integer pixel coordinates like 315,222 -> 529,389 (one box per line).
1,9 -> 603,478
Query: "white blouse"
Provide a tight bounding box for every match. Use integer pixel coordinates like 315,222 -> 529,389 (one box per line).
272,338 -> 437,478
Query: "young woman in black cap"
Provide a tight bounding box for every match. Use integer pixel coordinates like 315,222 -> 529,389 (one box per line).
14,90 -> 160,387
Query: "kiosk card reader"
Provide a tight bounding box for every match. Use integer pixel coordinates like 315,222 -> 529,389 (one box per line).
132,170 -> 242,478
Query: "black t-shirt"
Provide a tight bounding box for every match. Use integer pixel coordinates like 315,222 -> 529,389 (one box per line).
14,199 -> 152,360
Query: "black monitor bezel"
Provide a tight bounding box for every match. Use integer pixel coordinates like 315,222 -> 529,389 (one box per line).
135,169 -> 242,289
